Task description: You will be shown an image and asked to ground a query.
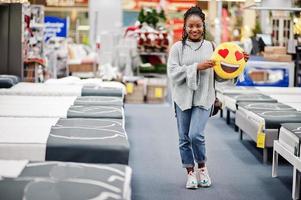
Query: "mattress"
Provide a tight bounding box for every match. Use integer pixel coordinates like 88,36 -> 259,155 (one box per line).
0,118 -> 58,161
46,125 -> 129,164
56,118 -> 125,131
283,102 -> 301,111
0,161 -> 132,200
0,95 -> 76,107
0,118 -> 129,164
67,105 -> 124,119
0,95 -> 123,109
249,110 -> 301,129
74,96 -> 124,106
224,93 -> 277,112
0,75 -> 19,84
0,82 -> 125,97
256,87 -> 301,95
0,82 -> 82,96
81,85 -> 124,97
237,102 -> 296,111
236,109 -> 301,147
268,94 -> 301,103
0,104 -> 70,118
215,84 -> 260,105
0,103 -> 124,119
45,77 -> 126,94
278,123 -> 301,157
215,84 -> 259,94
0,77 -> 15,88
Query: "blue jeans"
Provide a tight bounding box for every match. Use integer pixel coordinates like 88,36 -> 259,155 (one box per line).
175,103 -> 210,168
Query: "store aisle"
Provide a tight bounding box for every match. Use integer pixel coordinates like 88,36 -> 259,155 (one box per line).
125,104 -> 293,200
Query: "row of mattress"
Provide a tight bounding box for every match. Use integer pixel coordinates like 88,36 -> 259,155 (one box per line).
0,79 -> 132,200
273,123 -> 301,200
216,84 -> 301,155
217,84 -> 301,198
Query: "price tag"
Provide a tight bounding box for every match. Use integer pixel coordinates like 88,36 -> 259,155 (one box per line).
155,88 -> 163,98
126,83 -> 134,94
256,122 -> 265,149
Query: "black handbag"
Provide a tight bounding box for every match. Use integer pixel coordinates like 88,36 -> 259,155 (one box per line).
210,97 -> 222,117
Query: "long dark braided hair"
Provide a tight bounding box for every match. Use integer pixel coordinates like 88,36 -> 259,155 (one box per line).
182,6 -> 206,48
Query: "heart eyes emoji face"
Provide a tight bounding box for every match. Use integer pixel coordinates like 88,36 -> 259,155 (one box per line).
218,49 -> 229,58
211,42 -> 246,80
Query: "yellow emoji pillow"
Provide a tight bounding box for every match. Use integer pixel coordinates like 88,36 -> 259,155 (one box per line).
211,42 -> 246,80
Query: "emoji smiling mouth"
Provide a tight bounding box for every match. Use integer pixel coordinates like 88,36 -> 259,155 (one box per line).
220,62 -> 239,73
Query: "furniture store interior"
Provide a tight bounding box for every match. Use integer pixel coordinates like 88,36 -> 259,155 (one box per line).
1,0 -> 301,199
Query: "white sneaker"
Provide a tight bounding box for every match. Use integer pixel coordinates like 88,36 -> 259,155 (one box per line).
197,167 -> 212,187
186,171 -> 198,189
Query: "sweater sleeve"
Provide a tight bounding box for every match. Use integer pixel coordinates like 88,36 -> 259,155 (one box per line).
167,43 -> 198,90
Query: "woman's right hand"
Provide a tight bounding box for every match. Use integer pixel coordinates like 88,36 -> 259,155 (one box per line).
197,60 -> 215,71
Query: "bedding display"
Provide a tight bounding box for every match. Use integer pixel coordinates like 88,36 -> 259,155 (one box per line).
0,117 -> 59,161
81,85 -> 124,97
74,96 -> 124,106
67,105 -> 124,119
0,82 -> 125,97
215,84 -> 260,105
46,125 -> 129,164
278,123 -> 301,157
284,102 -> 301,111
0,78 -> 15,88
0,75 -> 19,88
255,87 -> 301,95
268,94 -> 301,104
0,103 -> 124,119
272,124 -> 301,200
0,161 -> 132,200
224,93 -> 277,112
0,118 -> 129,164
235,108 -> 301,162
237,102 -> 296,112
55,118 -> 125,130
0,95 -> 123,108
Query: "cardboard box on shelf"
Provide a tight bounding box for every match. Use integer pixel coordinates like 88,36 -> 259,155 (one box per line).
263,53 -> 292,62
146,77 -> 167,104
264,46 -> 287,54
68,63 -> 94,72
124,76 -> 145,104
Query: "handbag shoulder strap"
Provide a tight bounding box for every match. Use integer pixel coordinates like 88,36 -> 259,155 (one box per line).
210,41 -> 215,51
210,41 -> 216,89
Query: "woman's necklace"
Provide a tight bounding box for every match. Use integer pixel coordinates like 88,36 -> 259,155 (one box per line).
194,39 -> 204,51
187,38 -> 204,51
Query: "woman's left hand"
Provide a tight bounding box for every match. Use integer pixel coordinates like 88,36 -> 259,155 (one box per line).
243,52 -> 249,62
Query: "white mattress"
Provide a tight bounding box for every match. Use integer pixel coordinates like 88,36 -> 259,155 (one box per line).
237,107 -> 265,127
45,77 -> 127,95
269,94 -> 301,103
215,84 -> 259,94
0,95 -> 76,107
256,87 -> 301,95
216,85 -> 260,106
45,76 -> 102,86
0,104 -> 70,118
224,95 -> 237,112
0,96 -> 75,118
0,160 -> 28,178
0,82 -> 82,96
0,118 -> 58,161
